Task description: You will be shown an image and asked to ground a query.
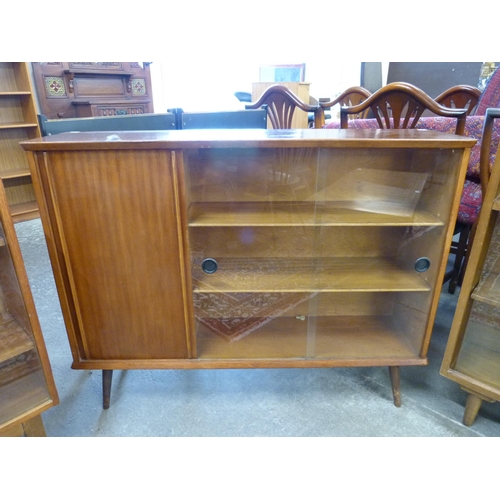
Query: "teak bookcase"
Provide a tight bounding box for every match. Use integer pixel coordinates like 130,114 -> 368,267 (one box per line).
441,110 -> 500,426
0,179 -> 58,437
21,128 -> 474,409
0,62 -> 41,223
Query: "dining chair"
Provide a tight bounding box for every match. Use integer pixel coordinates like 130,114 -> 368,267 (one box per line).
435,85 -> 482,116
245,84 -> 323,129
320,86 -> 372,120
339,82 -> 474,292
445,108 -> 500,292
340,82 -> 469,134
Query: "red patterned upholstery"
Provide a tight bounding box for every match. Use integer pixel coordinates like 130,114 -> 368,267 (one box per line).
458,179 -> 483,225
476,68 -> 500,115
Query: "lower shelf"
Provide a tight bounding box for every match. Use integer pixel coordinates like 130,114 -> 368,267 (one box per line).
10,201 -> 39,223
0,369 -> 52,428
0,310 -> 34,364
455,317 -> 500,393
196,315 -> 423,362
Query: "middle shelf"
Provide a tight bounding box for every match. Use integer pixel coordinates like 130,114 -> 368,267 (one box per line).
188,202 -> 445,227
191,257 -> 432,293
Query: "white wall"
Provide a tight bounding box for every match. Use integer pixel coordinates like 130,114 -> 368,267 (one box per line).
150,59 -> 365,113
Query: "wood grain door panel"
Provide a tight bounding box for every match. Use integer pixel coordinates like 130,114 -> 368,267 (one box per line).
41,149 -> 192,360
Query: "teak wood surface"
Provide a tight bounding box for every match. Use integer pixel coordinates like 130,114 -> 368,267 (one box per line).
21,129 -> 474,407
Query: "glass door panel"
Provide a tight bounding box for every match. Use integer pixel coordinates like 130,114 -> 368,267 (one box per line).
186,147 -> 320,359
186,144 -> 465,362
307,147 -> 464,361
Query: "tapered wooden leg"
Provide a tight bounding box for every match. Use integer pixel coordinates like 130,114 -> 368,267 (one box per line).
0,424 -> 24,437
102,370 -> 113,410
461,388 -> 495,426
388,366 -> 401,407
463,393 -> 482,426
0,415 -> 46,437
22,415 -> 46,437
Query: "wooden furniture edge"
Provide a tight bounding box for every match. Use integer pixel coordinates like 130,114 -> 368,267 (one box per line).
70,357 -> 428,370
0,180 -> 58,405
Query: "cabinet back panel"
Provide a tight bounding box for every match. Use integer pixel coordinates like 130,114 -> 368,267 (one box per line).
190,226 -> 405,259
0,63 -> 29,92
43,150 -> 191,360
0,129 -> 36,173
0,222 -> 32,335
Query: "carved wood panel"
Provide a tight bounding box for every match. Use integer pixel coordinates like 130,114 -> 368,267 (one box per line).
32,62 -> 154,119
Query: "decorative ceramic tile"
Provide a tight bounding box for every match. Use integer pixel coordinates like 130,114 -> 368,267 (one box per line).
131,78 -> 146,96
44,77 -> 67,98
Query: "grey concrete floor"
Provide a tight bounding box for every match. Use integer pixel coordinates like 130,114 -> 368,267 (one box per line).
14,218 -> 500,437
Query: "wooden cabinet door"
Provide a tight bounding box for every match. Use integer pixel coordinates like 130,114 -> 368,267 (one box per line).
30,148 -> 194,362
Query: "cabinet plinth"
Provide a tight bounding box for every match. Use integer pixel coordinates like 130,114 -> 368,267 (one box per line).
20,128 -> 474,408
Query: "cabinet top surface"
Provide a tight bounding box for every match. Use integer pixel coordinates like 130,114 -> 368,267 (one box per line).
20,128 -> 476,151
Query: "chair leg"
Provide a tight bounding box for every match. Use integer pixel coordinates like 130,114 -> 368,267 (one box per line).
448,225 -> 471,294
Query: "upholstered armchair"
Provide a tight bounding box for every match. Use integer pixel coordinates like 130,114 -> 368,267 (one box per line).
324,69 -> 500,293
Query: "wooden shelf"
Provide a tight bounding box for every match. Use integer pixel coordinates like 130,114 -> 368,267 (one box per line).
192,257 -> 431,293
0,92 -> 32,97
188,202 -> 445,227
0,122 -> 38,130
472,280 -> 500,307
0,370 -> 52,428
0,168 -> 31,181
197,315 -> 422,362
10,201 -> 39,223
493,196 -> 500,211
0,311 -> 34,364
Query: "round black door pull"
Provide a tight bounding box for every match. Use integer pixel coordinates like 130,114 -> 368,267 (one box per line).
201,258 -> 218,274
414,257 -> 431,272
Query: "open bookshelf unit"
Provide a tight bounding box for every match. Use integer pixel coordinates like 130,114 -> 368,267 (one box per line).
20,128 -> 474,409
0,62 -> 41,223
0,179 -> 58,436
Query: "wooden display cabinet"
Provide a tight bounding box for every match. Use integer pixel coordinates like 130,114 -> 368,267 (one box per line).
0,62 -> 41,222
0,179 -> 58,436
21,128 -> 474,409
441,110 -> 500,426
